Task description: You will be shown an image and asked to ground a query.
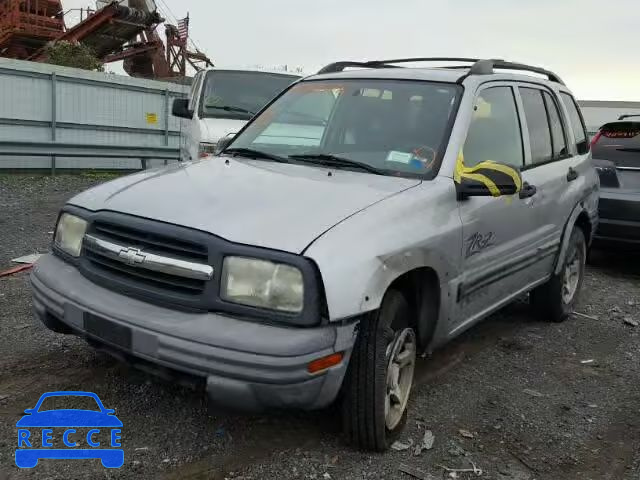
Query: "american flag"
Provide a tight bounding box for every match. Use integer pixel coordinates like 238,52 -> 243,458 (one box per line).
177,17 -> 189,40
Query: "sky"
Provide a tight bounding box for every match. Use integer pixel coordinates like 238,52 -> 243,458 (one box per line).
63,0 -> 639,101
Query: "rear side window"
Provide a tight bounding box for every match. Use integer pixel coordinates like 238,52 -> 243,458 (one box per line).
519,88 -> 552,165
463,86 -> 524,169
592,121 -> 640,167
542,92 -> 568,158
560,92 -> 589,154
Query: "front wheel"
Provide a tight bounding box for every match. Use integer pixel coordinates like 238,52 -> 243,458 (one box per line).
342,289 -> 417,451
530,228 -> 586,322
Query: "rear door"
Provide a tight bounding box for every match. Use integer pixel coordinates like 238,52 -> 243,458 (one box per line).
513,85 -> 580,274
558,91 -> 600,231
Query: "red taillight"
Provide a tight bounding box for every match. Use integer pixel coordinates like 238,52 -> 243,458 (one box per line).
590,130 -> 602,147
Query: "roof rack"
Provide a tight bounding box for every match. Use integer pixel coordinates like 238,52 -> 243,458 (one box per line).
316,57 -> 565,85
317,58 -> 480,74
618,114 -> 640,121
465,59 -> 565,85
316,61 -> 398,74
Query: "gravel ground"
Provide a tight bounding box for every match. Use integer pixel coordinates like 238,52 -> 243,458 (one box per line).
1,174 -> 639,480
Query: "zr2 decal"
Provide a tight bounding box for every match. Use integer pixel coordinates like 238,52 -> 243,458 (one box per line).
465,232 -> 496,258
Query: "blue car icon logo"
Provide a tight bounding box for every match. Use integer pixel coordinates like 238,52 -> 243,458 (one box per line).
15,391 -> 123,469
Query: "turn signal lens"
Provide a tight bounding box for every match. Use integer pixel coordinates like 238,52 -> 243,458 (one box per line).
307,352 -> 344,374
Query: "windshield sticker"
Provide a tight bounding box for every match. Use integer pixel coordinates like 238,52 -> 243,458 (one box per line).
386,151 -> 413,164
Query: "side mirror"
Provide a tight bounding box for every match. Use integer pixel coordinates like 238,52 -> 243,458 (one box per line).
456,161 -> 522,199
215,134 -> 235,155
104,409 -> 116,415
172,98 -> 193,119
24,409 -> 34,414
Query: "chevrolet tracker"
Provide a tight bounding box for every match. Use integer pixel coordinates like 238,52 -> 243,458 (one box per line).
32,57 -> 599,451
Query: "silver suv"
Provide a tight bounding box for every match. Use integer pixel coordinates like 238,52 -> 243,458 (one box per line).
32,58 -> 599,451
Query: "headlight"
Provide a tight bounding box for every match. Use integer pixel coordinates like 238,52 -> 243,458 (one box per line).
221,257 -> 304,313
198,142 -> 217,158
54,213 -> 88,257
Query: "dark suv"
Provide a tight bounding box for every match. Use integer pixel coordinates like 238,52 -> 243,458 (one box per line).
591,115 -> 640,250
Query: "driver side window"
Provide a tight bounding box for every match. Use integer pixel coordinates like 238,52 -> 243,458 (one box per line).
463,86 -> 524,169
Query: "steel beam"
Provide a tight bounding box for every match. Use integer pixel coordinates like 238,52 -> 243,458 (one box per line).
0,141 -> 180,160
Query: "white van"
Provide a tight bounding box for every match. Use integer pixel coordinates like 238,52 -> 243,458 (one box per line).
172,68 -> 301,161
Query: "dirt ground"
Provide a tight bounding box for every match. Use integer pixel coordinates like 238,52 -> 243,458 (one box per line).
1,174 -> 639,480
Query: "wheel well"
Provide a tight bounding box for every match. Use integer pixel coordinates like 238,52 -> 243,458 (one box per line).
575,211 -> 592,243
387,267 -> 440,350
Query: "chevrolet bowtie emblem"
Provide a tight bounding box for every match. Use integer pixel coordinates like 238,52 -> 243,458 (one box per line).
118,247 -> 147,266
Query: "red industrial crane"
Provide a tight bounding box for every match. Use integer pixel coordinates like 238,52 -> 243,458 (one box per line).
0,0 -> 66,59
0,0 -> 213,79
106,14 -> 213,79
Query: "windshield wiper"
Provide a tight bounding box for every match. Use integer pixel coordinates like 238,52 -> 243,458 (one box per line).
223,147 -> 290,163
289,154 -> 385,175
205,105 -> 256,115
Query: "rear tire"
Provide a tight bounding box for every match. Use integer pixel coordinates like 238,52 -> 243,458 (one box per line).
530,228 -> 586,322
342,289 -> 417,451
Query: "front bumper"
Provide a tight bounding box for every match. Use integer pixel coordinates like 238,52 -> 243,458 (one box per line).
594,189 -> 640,250
31,254 -> 357,412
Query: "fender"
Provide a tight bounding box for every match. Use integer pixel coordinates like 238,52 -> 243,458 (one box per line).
553,188 -> 598,275
305,179 -> 462,323
359,247 -> 456,350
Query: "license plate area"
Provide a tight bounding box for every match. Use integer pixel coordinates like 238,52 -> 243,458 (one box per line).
84,313 -> 132,350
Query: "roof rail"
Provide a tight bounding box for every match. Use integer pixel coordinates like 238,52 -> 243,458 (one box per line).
367,57 -> 481,65
618,114 -> 640,121
316,61 -> 395,74
316,57 -> 565,85
465,59 -> 565,85
317,57 -> 481,74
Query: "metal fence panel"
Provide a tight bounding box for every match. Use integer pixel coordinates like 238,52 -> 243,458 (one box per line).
0,58 -> 188,170
0,71 -> 52,123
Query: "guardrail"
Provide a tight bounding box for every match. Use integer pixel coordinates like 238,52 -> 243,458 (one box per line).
0,140 -> 180,174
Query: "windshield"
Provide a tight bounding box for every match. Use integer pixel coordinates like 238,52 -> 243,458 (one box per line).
227,79 -> 461,178
200,70 -> 300,120
37,395 -> 101,412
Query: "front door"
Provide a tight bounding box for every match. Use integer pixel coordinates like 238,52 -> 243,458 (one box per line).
453,84 -> 549,333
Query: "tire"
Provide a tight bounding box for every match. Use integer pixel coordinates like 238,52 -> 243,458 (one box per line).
342,289 -> 417,451
530,227 -> 586,322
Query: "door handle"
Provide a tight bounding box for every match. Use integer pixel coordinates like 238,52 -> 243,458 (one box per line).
519,182 -> 537,199
567,167 -> 578,182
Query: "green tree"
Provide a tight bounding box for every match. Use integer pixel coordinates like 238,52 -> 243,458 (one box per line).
45,41 -> 104,72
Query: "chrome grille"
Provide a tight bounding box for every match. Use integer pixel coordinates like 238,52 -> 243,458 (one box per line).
83,219 -> 212,297
92,220 -> 208,262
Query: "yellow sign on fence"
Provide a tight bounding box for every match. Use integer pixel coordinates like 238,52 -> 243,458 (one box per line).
146,113 -> 158,125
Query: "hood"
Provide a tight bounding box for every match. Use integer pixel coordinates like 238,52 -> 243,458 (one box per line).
200,118 -> 247,143
70,159 -> 420,253
17,410 -> 123,428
